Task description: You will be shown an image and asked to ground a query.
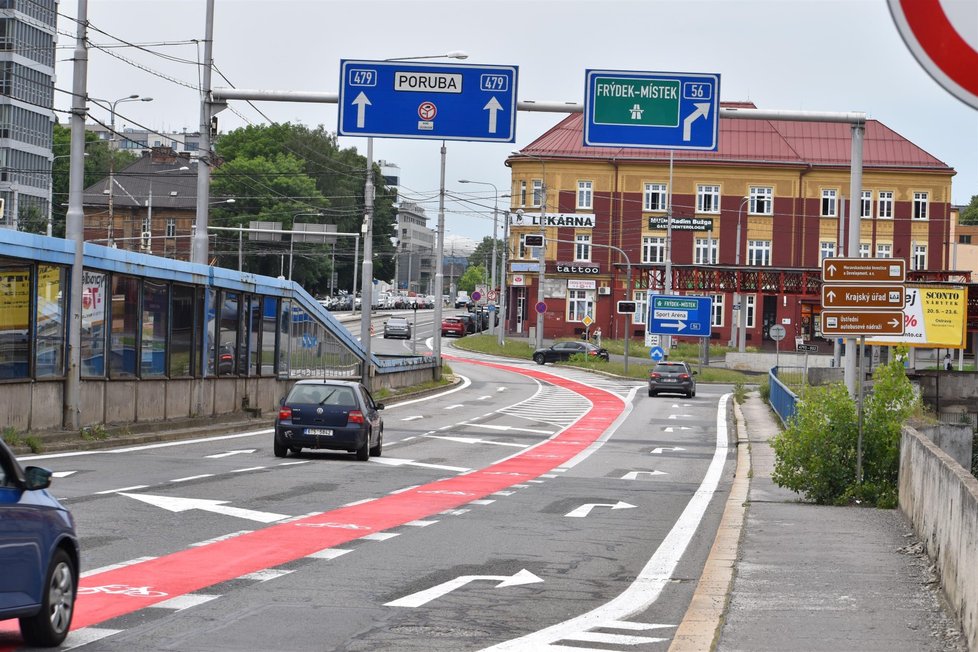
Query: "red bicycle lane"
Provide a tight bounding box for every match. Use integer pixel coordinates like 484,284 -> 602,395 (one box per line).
1,359 -> 625,647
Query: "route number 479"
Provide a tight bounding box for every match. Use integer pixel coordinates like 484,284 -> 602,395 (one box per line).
683,83 -> 712,100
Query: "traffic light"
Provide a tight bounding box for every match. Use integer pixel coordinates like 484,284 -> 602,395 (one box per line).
616,300 -> 637,314
523,234 -> 544,247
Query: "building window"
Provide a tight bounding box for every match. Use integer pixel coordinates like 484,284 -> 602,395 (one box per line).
141,280 -> 168,378
820,241 -> 836,262
860,191 -> 872,218
959,234 -> 972,244
913,192 -> 928,220
532,179 -> 543,207
166,218 -> 176,238
745,295 -> 756,329
642,236 -> 665,264
577,180 -> 592,209
632,290 -> 648,325
567,289 -> 593,323
694,237 -> 718,265
696,185 -> 720,213
80,270 -> 107,377
142,214 -> 152,234
643,183 -> 668,212
711,293 -> 724,327
35,265 -> 66,379
821,189 -> 838,217
109,275 -> 140,378
912,244 -> 927,270
747,240 -> 772,266
859,243 -> 871,258
749,186 -> 773,215
169,284 -> 195,377
574,233 -> 591,262
876,243 -> 892,258
878,191 -> 893,219
519,180 -> 527,206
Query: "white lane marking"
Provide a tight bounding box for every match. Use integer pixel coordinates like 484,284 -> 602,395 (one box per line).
172,474 -> 214,483
441,508 -> 470,516
622,471 -> 668,480
53,471 -> 76,478
240,569 -> 293,582
96,485 -> 148,494
230,466 -> 266,473
21,428 -> 276,461
401,415 -> 425,421
497,387 -> 506,392
406,519 -> 438,527
425,435 -> 528,448
565,501 -> 636,518
384,374 -> 473,408
308,548 -> 354,560
362,532 -> 400,541
344,498 -> 376,507
493,491 -> 516,497
667,414 -> 694,419
152,593 -> 221,611
120,493 -> 289,523
541,474 -> 558,478
82,556 -> 158,578
370,457 -> 470,473
470,499 -> 495,506
444,404 -> 465,410
386,569 -> 543,608
651,446 -> 686,454
189,531 -> 253,547
478,395 -> 492,400
389,484 -> 420,495
464,424 -> 555,435
481,394 -> 731,651
63,627 -> 124,650
205,449 -> 256,459
278,460 -> 312,466
564,631 -> 668,645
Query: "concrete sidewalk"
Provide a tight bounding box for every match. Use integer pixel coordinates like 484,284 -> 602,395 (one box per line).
716,395 -> 966,651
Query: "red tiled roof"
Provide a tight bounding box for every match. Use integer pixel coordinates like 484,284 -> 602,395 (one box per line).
516,104 -> 952,172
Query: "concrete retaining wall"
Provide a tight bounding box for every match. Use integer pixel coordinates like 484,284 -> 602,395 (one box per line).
899,425 -> 978,652
725,351 -> 838,373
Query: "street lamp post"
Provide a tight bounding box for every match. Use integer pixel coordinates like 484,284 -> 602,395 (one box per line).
732,196 -> 749,351
91,94 -> 153,246
458,179 -> 499,336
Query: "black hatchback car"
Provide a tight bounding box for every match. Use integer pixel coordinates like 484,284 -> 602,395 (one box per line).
648,361 -> 697,397
533,341 -> 610,365
274,380 -> 384,461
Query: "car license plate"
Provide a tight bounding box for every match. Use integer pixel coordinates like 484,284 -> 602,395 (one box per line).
305,428 -> 333,436
662,378 -> 676,382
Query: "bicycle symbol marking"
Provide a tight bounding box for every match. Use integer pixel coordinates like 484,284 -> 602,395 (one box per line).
78,584 -> 168,598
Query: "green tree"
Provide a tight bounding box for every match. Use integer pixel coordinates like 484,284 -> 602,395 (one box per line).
50,122 -> 137,237
466,236 -> 505,287
959,194 -> 978,225
770,349 -> 919,508
457,265 -> 488,293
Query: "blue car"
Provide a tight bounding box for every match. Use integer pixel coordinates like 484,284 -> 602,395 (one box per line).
274,379 -> 384,461
0,439 -> 79,647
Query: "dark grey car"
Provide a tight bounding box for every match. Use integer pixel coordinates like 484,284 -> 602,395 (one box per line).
648,361 -> 697,397
274,380 -> 384,460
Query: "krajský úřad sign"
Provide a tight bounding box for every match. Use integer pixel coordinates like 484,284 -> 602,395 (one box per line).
338,60 -> 518,142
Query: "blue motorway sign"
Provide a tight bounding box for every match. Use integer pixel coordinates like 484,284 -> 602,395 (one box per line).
583,70 -> 720,150
647,294 -> 713,338
338,60 -> 518,142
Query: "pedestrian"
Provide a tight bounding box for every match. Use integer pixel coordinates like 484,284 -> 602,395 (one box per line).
944,352 -> 952,371
594,327 -> 602,347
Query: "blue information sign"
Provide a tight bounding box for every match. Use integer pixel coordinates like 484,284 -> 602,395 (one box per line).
338,60 -> 518,142
647,294 -> 713,338
584,70 -> 720,150
650,346 -> 666,362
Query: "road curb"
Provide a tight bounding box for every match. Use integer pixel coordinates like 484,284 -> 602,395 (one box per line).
668,396 -> 751,651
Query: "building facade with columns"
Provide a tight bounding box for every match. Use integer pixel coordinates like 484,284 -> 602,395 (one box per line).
505,103 -> 966,349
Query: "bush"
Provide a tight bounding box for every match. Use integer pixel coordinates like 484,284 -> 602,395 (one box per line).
759,377 -> 770,401
770,351 -> 919,508
733,381 -> 748,404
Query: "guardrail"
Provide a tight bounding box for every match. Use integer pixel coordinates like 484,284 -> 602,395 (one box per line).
768,366 -> 799,425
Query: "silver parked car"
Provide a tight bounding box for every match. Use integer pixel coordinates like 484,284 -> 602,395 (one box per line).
383,317 -> 412,339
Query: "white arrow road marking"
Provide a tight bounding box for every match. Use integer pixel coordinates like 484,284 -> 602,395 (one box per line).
370,457 -> 470,472
120,493 -> 288,523
668,414 -> 694,419
425,434 -> 528,448
52,471 -> 76,478
205,449 -> 256,459
385,569 -> 543,608
663,426 -> 692,432
352,91 -> 371,128
565,501 -> 636,518
484,96 -> 503,133
682,102 -> 711,141
622,471 -> 668,480
650,447 -> 686,454
464,423 -> 554,435
401,415 -> 424,421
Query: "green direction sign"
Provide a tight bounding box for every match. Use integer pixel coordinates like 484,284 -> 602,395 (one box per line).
591,77 -> 681,127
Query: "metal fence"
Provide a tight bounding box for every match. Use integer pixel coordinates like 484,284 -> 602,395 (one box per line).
769,366 -> 799,426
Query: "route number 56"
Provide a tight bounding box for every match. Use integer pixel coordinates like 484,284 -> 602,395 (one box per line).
683,83 -> 712,101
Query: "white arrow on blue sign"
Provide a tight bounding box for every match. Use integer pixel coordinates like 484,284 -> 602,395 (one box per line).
338,60 -> 518,142
650,346 -> 666,361
647,294 -> 713,338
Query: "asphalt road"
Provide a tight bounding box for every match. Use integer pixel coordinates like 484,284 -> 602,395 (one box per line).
5,347 -> 735,651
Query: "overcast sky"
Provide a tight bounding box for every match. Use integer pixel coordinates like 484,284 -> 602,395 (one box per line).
58,0 -> 977,249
